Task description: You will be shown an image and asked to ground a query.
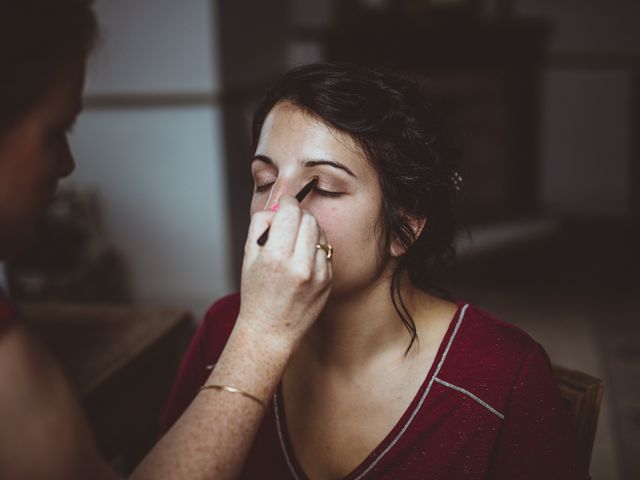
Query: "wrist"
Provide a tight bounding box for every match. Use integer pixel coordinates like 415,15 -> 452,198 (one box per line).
234,313 -> 300,359
206,315 -> 297,403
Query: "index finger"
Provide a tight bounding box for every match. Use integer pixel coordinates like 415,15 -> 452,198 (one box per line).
263,195 -> 302,256
245,210 -> 276,259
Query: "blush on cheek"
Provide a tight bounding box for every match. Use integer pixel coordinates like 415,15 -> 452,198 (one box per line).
311,208 -> 342,241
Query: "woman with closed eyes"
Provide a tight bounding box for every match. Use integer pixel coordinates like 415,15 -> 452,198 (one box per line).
161,63 -> 590,479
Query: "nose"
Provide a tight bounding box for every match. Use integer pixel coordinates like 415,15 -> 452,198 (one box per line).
262,180 -> 301,211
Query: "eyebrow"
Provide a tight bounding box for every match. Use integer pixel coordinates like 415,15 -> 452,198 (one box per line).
252,154 -> 357,178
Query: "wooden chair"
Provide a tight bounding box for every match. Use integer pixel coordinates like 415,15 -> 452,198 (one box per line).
551,364 -> 604,466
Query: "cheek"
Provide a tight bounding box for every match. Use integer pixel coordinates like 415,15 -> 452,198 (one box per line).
310,204 -> 345,242
312,202 -> 381,263
3,142 -> 47,192
250,186 -> 279,214
0,124 -> 64,228
23,147 -> 58,197
313,195 -> 379,237
249,196 -> 261,215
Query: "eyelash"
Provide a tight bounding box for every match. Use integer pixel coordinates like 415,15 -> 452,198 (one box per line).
254,182 -> 342,198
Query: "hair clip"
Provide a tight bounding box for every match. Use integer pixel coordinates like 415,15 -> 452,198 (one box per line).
451,171 -> 463,191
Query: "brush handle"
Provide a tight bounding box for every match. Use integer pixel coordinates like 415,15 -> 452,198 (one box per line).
257,227 -> 270,246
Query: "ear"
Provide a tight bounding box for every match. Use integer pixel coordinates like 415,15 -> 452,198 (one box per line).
390,216 -> 427,257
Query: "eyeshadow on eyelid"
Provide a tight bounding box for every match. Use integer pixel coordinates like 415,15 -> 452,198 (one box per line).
253,172 -> 276,181
321,177 -> 349,189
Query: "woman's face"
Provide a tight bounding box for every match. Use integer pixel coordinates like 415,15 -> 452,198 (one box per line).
251,102 -> 388,295
0,60 -> 84,259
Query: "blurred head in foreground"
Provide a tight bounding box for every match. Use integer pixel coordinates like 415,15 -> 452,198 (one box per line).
0,0 -> 97,260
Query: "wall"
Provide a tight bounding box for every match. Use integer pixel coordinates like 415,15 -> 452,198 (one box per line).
540,71 -> 630,216
67,0 -> 232,317
515,0 -> 639,218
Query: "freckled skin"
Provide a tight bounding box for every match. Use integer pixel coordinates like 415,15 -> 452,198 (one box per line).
137,321 -> 297,479
137,192 -> 334,479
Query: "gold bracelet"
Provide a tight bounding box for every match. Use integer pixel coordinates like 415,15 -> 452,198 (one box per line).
199,384 -> 266,409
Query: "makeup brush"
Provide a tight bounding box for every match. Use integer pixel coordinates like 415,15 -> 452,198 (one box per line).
256,177 -> 318,246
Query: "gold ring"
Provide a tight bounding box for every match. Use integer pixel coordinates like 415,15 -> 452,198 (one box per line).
316,243 -> 333,260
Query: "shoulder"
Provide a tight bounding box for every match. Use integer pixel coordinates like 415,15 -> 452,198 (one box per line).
436,303 -> 552,415
454,303 -> 545,361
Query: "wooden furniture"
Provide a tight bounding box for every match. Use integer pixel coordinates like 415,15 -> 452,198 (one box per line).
552,364 -> 604,466
22,303 -> 193,474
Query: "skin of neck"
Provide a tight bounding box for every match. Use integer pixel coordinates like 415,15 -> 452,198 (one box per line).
301,263 -> 430,372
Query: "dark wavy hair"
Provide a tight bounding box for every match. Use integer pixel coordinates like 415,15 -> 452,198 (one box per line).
252,63 -> 460,350
0,0 -> 98,134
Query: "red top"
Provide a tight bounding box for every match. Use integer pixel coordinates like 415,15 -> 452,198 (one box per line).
161,294 -> 590,479
0,289 -> 17,336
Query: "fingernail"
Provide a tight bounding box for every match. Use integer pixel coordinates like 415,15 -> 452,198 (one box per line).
271,204 -> 280,212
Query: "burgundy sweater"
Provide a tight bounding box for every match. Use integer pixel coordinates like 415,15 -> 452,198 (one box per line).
161,294 -> 590,479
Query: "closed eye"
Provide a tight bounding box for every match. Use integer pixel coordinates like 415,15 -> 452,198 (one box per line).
254,182 -> 274,194
314,188 -> 342,198
254,182 -> 343,198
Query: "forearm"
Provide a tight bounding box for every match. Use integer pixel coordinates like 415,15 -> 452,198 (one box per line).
131,316 -> 294,480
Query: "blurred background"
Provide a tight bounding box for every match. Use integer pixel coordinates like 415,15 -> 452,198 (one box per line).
0,0 -> 638,477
